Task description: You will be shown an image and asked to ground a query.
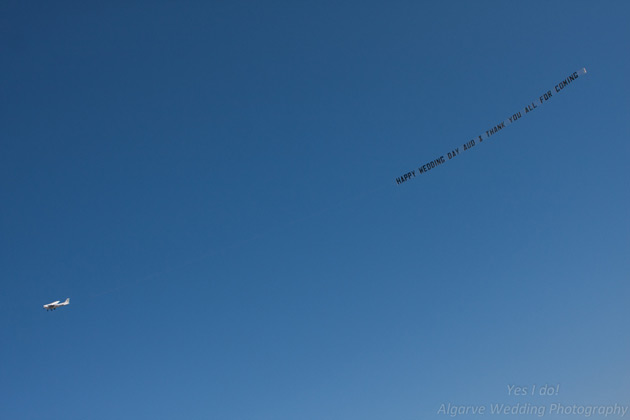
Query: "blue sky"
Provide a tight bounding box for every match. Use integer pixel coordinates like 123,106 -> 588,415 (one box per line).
1,1 -> 629,419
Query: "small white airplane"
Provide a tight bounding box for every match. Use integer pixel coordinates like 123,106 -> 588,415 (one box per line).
43,298 -> 70,311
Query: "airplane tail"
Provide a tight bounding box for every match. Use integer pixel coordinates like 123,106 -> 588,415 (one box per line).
64,298 -> 70,304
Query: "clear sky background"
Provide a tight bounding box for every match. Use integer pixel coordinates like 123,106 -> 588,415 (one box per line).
1,1 -> 629,419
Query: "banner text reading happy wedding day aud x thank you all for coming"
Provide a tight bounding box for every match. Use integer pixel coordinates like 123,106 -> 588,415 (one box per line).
395,68 -> 587,185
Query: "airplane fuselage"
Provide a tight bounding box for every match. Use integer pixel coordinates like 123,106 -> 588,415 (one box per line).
44,298 -> 69,311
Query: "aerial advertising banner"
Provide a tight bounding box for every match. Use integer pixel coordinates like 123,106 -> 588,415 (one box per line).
395,68 -> 587,185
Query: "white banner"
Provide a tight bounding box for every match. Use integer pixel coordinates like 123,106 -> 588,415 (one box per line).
396,68 -> 588,185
